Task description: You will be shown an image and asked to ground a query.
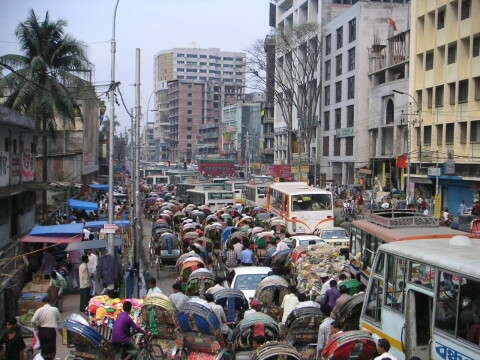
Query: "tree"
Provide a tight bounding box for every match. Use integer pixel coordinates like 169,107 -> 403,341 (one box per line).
100,114 -> 121,134
0,10 -> 95,217
246,23 -> 323,165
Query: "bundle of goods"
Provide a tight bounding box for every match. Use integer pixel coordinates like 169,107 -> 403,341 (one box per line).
87,295 -> 143,328
294,243 -> 350,298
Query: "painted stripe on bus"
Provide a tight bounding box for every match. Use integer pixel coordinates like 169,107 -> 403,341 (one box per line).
362,322 -> 403,354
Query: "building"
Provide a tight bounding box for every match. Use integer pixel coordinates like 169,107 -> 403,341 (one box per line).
409,0 -> 480,214
152,48 -> 246,163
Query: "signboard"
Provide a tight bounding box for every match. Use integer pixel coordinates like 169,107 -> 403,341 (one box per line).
104,224 -> 117,234
336,127 -> 354,138
428,167 -> 441,176
444,160 -> 455,175
434,194 -> 441,219
400,168 -> 405,191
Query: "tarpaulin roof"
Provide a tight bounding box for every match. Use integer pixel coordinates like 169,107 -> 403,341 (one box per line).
20,234 -> 83,244
30,223 -> 84,236
68,199 -> 99,211
84,220 -> 130,229
89,184 -> 109,190
65,237 -> 122,251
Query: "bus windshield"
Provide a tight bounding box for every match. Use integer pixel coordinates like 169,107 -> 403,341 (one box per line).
291,193 -> 332,211
208,192 -> 234,200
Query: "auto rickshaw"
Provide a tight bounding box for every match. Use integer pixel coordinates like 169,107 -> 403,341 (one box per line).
185,268 -> 215,297
213,289 -> 249,328
253,275 -> 289,322
284,301 -> 324,354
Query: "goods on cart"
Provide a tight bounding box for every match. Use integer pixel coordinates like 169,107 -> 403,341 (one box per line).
86,295 -> 143,328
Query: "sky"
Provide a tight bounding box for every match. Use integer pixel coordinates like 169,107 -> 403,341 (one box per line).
0,0 -> 273,130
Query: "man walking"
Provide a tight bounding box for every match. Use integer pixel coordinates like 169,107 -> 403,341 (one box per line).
79,255 -> 90,312
31,297 -> 60,354
316,304 -> 334,356
86,249 -> 98,295
49,271 -> 67,312
280,285 -> 299,324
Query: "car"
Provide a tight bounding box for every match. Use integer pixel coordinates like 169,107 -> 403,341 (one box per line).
224,266 -> 272,301
313,227 -> 350,253
289,235 -> 324,249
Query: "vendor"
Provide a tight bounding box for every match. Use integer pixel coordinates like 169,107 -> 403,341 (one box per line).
146,278 -> 163,296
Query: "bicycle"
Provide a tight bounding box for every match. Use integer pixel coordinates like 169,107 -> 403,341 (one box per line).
117,334 -> 166,360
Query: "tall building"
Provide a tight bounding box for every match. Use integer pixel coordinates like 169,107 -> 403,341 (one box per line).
152,48 -> 246,163
409,0 -> 480,214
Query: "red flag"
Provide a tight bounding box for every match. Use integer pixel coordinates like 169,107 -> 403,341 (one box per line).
388,18 -> 397,31
397,155 -> 407,168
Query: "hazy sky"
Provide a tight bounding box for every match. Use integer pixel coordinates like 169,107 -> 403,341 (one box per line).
0,0 -> 272,129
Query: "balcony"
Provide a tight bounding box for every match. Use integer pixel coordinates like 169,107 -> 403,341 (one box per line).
202,132 -> 219,140
275,145 -> 288,151
201,123 -> 219,130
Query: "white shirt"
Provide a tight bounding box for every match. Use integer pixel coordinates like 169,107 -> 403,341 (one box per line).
87,253 -> 98,275
374,353 -> 398,360
208,302 -> 227,324
79,262 -> 90,289
33,354 -> 47,360
243,309 -> 257,319
83,228 -> 91,240
281,293 -> 299,323
147,286 -> 163,295
205,284 -> 225,295
31,303 -> 60,328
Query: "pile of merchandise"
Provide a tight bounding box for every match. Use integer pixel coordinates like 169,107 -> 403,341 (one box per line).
87,295 -> 143,328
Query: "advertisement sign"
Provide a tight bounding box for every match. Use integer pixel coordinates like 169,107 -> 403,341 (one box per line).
434,194 -> 442,219
400,168 -> 405,191
104,224 -> 117,234
336,127 -> 354,138
21,148 -> 35,182
444,160 -> 455,175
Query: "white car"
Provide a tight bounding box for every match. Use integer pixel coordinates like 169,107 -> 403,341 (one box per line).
289,235 -> 324,249
313,227 -> 350,252
224,266 -> 272,301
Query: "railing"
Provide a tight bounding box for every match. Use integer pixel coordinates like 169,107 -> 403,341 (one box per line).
368,210 -> 439,229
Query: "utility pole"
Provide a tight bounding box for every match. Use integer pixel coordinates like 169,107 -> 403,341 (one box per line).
245,130 -> 250,178
134,49 -> 141,297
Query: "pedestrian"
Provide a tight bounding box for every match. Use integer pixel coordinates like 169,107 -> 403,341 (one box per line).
223,245 -> 239,268
82,227 -> 91,240
316,304 -> 334,355
31,296 -> 60,354
86,249 -> 98,295
323,280 -> 340,310
280,285 -> 299,323
67,249 -> 83,291
79,255 -> 91,312
38,248 -> 56,278
233,239 -> 243,260
0,317 -> 26,360
240,245 -> 254,266
32,343 -> 56,360
169,283 -> 189,311
205,278 -> 225,295
264,239 -> 277,267
316,273 -> 334,304
332,285 -> 352,319
458,200 -> 467,216
374,338 -> 398,360
472,201 -> 480,216
49,271 -> 67,312
146,278 -> 163,296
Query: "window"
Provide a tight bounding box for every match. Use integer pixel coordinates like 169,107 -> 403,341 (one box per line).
177,53 -> 184,57
365,277 -> 383,322
447,43 -> 457,64
336,54 -> 342,76
335,81 -> 342,103
424,125 -> 432,145
347,77 -> 355,100
4,138 -> 9,152
187,101 -> 192,105
417,90 -> 423,109
385,255 -> 406,312
177,68 -> 184,72
471,120 -> 480,142
460,122 -> 467,144
449,82 -> 456,105
474,36 -> 480,57
386,99 -> 394,124
177,61 -> 184,64
335,109 -> 342,129
348,18 -> 356,42
461,0 -> 471,20
187,118 -> 193,123
325,60 -> 331,80
348,47 -> 355,71
458,79 -> 468,103
347,105 -> 354,127
345,137 -> 353,156
223,57 -> 234,61
445,123 -> 454,144
475,77 -> 480,100
324,111 -> 330,131
324,85 -> 330,106
427,87 -> 433,108
187,54 -> 197,58
326,34 -> 331,55
200,55 -> 207,58
436,124 -> 443,145
437,9 -> 445,29
334,136 -> 341,156
187,110 -> 192,114
187,127 -> 192,131
177,75 -> 184,79
186,69 -> 197,73
336,27 -> 343,49
187,135 -> 192,139
435,85 -> 444,107
187,144 -> 192,147
235,57 -> 243,61
323,136 -> 329,156
426,52 -> 434,70
188,93 -> 192,97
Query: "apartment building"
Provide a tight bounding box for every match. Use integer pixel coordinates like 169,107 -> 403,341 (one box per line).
409,0 -> 480,214
153,48 -> 246,163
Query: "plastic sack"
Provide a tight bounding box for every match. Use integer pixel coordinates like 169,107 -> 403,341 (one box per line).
32,329 -> 40,350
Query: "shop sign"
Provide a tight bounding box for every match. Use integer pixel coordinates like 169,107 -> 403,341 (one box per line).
336,127 -> 354,138
444,160 -> 455,175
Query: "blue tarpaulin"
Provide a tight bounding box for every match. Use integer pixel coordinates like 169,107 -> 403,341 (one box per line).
68,199 -> 99,211
89,184 -> 109,190
30,223 -> 84,236
64,237 -> 123,251
84,220 -> 130,229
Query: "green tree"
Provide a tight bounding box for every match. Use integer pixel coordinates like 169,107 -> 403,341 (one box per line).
0,10 -> 96,217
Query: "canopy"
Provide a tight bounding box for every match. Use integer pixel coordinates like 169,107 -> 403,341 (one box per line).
30,223 -> 84,236
89,184 -> 109,190
65,237 -> 122,251
68,199 -> 99,211
20,234 -> 82,244
84,220 -> 130,229
113,192 -> 127,197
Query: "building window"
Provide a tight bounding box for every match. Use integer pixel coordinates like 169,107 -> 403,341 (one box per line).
447,43 -> 457,64
386,99 -> 394,124
187,144 -> 192,147
471,120 -> 480,142
335,81 -> 342,103
336,54 -> 342,76
326,34 -> 331,55
177,53 -> 185,57
348,18 -> 356,42
187,54 -> 197,58
177,68 -> 184,72
438,9 -> 445,29
424,125 -> 432,145
475,77 -> 480,100
187,127 -> 192,130
347,105 -> 354,127
187,101 -> 192,106
337,27 -> 343,49
426,52 -> 434,70
188,93 -> 192,97
323,136 -> 330,156
325,60 -> 331,80
436,124 -> 443,145
458,79 -> 468,103
449,82 -> 456,105
324,111 -> 330,131
417,90 -> 423,109
187,135 -> 192,139
445,123 -> 454,144
186,69 -> 197,73
427,87 -> 433,108
187,118 -> 192,123
334,136 -> 341,156
461,0 -> 471,20
348,47 -> 355,71
460,122 -> 467,144
187,110 -> 192,114
473,36 -> 480,57
435,85 -> 444,107
345,137 -> 353,156
347,76 -> 355,100
335,109 -> 342,129
324,85 -> 330,106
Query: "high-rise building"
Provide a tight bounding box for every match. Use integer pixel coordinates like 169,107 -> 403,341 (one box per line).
152,48 -> 246,163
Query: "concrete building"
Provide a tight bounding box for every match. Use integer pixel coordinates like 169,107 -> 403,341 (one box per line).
409,0 -> 480,214
320,1 -> 410,186
152,48 -> 246,163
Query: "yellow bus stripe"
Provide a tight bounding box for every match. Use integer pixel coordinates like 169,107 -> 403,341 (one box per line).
362,322 -> 404,353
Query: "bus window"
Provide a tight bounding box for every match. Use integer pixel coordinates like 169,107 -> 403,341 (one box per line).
365,278 -> 383,322
410,262 -> 435,288
372,251 -> 385,276
291,194 -> 332,211
385,255 -> 406,312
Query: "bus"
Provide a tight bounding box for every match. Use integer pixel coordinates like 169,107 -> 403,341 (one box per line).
244,183 -> 272,208
166,170 -> 199,184
186,189 -> 235,211
146,175 -> 170,186
360,236 -> 480,360
176,182 -> 228,202
349,211 -> 473,284
267,182 -> 334,234
225,180 -> 248,205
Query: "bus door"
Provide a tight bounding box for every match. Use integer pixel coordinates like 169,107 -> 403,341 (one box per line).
404,288 -> 432,359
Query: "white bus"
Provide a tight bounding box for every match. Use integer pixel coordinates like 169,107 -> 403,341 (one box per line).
244,183 -> 271,208
186,189 -> 235,211
225,180 -> 248,205
360,236 -> 480,360
267,182 -> 334,234
146,175 -> 170,186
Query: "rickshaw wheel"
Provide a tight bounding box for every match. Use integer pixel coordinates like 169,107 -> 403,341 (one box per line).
149,344 -> 166,360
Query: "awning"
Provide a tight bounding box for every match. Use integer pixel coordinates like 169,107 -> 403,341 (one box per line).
20,235 -> 83,244
357,168 -> 372,175
84,220 -> 130,229
89,184 -> 109,191
30,223 -> 84,236
65,237 -> 122,251
410,177 -> 433,184
68,199 -> 99,211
